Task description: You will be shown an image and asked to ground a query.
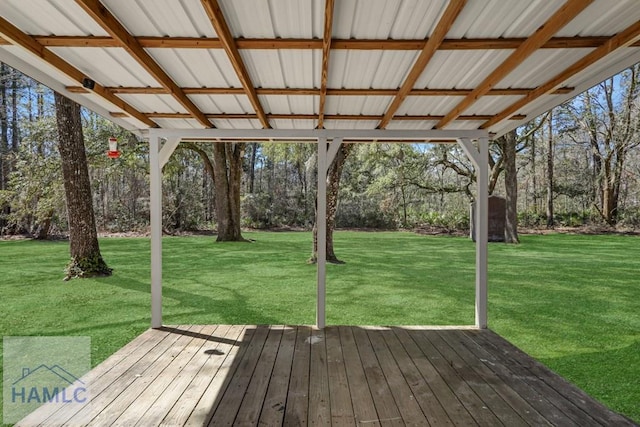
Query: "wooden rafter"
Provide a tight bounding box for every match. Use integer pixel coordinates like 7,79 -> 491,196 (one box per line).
435,0 -> 593,129
377,0 -> 467,129
96,86 -> 574,96
74,0 -> 211,128
317,0 -> 335,129
4,35 -> 639,50
201,0 -> 270,129
482,19 -> 640,130
0,16 -> 156,127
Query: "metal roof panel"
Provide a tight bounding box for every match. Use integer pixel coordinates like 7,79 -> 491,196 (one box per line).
447,0 -> 564,39
325,96 -> 392,115
498,49 -> 594,89
415,50 -> 514,90
0,0 -> 107,36
271,119 -> 317,129
148,48 -> 241,87
557,1 -> 640,37
118,94 -> 188,114
329,51 -> 418,89
323,120 -> 379,130
101,0 -> 216,37
242,50 -> 320,89
333,0 -> 449,39
50,47 -> 158,87
189,94 -> 253,114
220,0 -> 321,38
397,96 -> 460,116
259,95 -> 318,115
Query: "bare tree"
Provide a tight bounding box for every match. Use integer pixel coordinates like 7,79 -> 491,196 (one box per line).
570,65 -> 640,225
546,111 -> 555,228
498,130 -> 520,243
54,92 -> 111,278
311,143 -> 354,264
180,142 -> 247,242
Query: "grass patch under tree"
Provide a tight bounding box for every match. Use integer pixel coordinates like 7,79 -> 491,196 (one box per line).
0,231 -> 638,422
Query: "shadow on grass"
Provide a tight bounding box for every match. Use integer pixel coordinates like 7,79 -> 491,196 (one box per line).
96,273 -> 284,326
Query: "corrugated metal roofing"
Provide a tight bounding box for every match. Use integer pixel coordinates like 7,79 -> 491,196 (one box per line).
1,0 -> 639,137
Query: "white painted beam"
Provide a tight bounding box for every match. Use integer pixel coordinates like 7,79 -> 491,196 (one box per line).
326,137 -> 342,167
159,137 -> 180,169
150,135 -> 163,329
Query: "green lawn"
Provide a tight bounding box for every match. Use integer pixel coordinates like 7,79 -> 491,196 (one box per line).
0,231 -> 638,422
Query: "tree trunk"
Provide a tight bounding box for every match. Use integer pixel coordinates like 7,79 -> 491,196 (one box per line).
546,112 -> 555,228
248,142 -> 257,193
11,71 -> 18,152
212,142 -> 246,241
0,64 -> 8,229
34,209 -> 54,240
311,143 -> 353,264
502,130 -> 520,244
54,92 -> 111,279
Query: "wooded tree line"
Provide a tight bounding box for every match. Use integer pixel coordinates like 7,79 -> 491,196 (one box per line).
1,63 -> 640,246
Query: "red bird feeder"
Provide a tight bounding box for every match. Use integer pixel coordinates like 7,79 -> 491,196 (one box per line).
107,137 -> 121,159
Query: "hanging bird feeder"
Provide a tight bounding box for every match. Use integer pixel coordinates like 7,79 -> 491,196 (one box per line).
107,137 -> 121,159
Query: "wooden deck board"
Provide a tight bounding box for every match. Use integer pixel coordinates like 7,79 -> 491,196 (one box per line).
258,326 -> 297,426
409,328 -> 503,426
426,331 -> 528,426
183,325 -> 251,426
379,329 -> 453,426
234,325 -> 284,425
159,324 -> 239,426
15,325 -> 638,427
392,327 -> 476,425
352,327 -> 404,427
338,326 -> 380,427
325,327 -> 355,426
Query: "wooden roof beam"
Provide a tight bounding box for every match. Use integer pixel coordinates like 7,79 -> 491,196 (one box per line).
201,0 -> 270,129
317,0 -> 335,129
6,35 -> 639,50
95,86 -> 574,96
482,19 -> 640,130
377,0 -> 467,129
74,0 -> 211,128
435,0 -> 593,129
0,16 -> 156,128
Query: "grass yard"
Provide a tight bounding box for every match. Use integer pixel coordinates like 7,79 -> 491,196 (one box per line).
0,231 -> 638,422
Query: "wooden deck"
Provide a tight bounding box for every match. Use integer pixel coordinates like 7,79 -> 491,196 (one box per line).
16,325 -> 636,426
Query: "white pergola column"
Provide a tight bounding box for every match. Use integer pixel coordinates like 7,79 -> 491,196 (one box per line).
457,137 -> 489,329
149,133 -> 180,329
150,135 -> 163,329
316,137 -> 342,329
316,137 -> 328,329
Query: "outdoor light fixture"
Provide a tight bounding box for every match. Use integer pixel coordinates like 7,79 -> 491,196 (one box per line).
82,77 -> 95,90
107,137 -> 121,159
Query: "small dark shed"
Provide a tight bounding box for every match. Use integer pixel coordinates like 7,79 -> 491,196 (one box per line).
471,195 -> 506,242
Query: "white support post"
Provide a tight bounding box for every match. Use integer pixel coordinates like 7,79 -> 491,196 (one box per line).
457,137 -> 489,329
475,138 -> 489,329
150,136 -> 163,329
316,137 -> 328,329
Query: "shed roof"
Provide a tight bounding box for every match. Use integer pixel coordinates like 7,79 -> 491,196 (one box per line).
1,0 -> 640,137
